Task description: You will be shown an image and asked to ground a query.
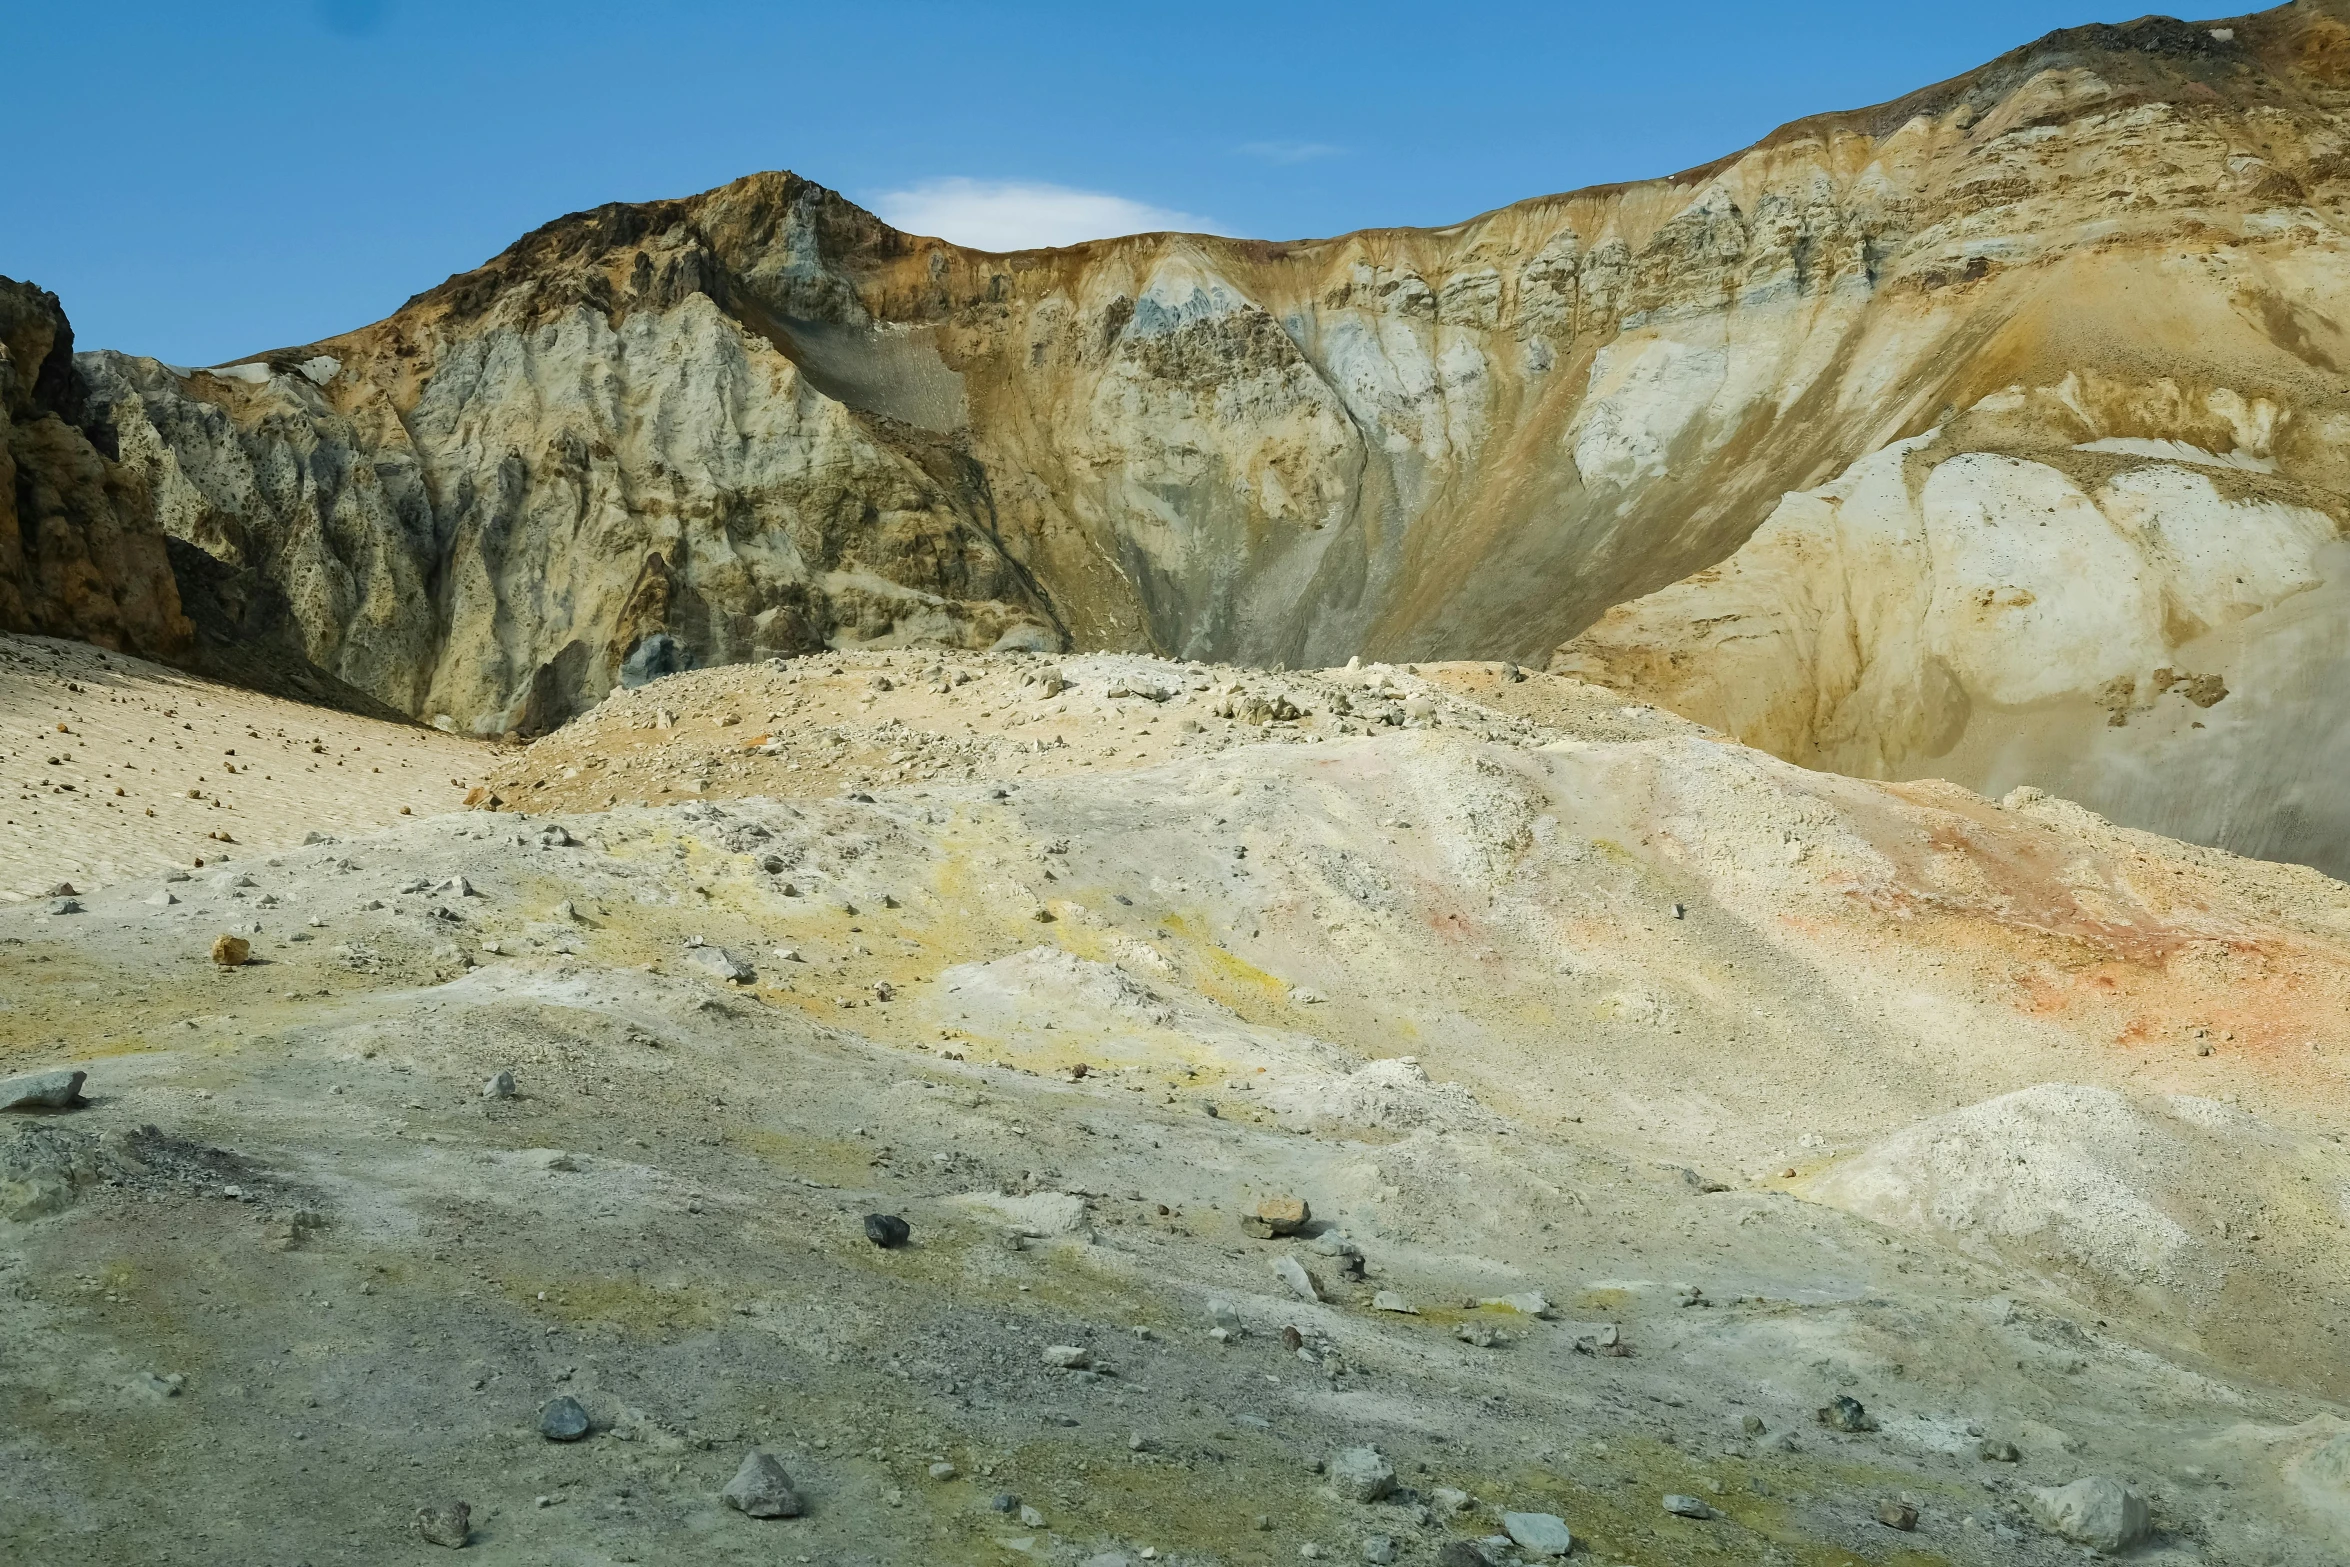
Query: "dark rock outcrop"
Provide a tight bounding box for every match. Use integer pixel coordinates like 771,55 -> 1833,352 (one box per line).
0,277 -> 190,659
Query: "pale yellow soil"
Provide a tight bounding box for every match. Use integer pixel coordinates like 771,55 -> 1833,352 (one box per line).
0,634 -> 492,900
6,644 -> 2350,1564
480,651 -> 1649,815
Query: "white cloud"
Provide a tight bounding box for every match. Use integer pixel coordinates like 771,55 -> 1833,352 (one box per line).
1237,140 -> 1342,165
869,178 -> 1218,252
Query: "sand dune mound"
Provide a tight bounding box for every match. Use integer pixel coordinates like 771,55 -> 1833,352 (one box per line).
0,633 -> 487,899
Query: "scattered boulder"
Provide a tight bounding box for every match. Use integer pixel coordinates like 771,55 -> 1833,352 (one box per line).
1309,1232 -> 1365,1277
1817,1394 -> 1877,1432
950,1190 -> 1087,1239
1663,1494 -> 1715,1519
47,897 -> 81,915
1361,1535 -> 1398,1564
0,1174 -> 72,1222
720,1449 -> 805,1518
1041,1345 -> 1092,1370
1273,1255 -> 1324,1302
0,1070 -> 86,1112
132,1370 -> 186,1399
1328,1446 -> 1395,1503
414,1499 -> 471,1548
2029,1477 -> 2152,1553
1978,1439 -> 2021,1463
688,946 -> 754,983
1876,1499 -> 1919,1531
539,1395 -> 590,1441
1568,1322 -> 1624,1355
209,934 -> 251,967
1371,1290 -> 1418,1314
1501,1512 -> 1573,1557
482,1071 -> 517,1100
863,1213 -> 911,1248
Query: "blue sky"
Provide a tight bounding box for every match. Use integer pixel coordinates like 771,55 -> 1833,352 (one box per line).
7,0 -> 2116,365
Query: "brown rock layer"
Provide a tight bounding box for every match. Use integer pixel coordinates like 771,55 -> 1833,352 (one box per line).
0,277 -> 189,660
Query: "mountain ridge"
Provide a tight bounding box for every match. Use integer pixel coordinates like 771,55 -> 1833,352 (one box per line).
50,1 -> 2350,879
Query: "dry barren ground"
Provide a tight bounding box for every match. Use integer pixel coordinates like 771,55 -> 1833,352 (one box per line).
4,648 -> 2349,1566
0,634 -> 489,902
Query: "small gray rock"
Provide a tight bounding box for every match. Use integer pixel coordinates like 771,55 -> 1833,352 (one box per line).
1500,1512 -> 1573,1557
864,1213 -> 910,1248
688,945 -> 754,983
2029,1476 -> 2151,1553
721,1449 -> 805,1518
1273,1255 -> 1323,1302
414,1498 -> 471,1547
1041,1345 -> 1092,1370
1663,1494 -> 1715,1519
46,897 -> 81,915
1328,1445 -> 1395,1503
539,1395 -> 589,1441
0,1069 -> 86,1111
483,1070 -> 517,1100
989,1491 -> 1020,1513
1361,1535 -> 1399,1564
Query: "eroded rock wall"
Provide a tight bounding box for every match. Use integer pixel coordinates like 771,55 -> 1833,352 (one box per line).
0,278 -> 188,660
80,4 -> 2350,747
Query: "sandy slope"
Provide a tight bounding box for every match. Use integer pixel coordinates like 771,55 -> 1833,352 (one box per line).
4,648 -> 2349,1564
0,634 -> 489,901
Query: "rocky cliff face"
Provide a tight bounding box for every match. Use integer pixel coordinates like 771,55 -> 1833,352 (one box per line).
0,278 -> 188,660
77,3 -> 2350,761
1551,4 -> 2350,875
